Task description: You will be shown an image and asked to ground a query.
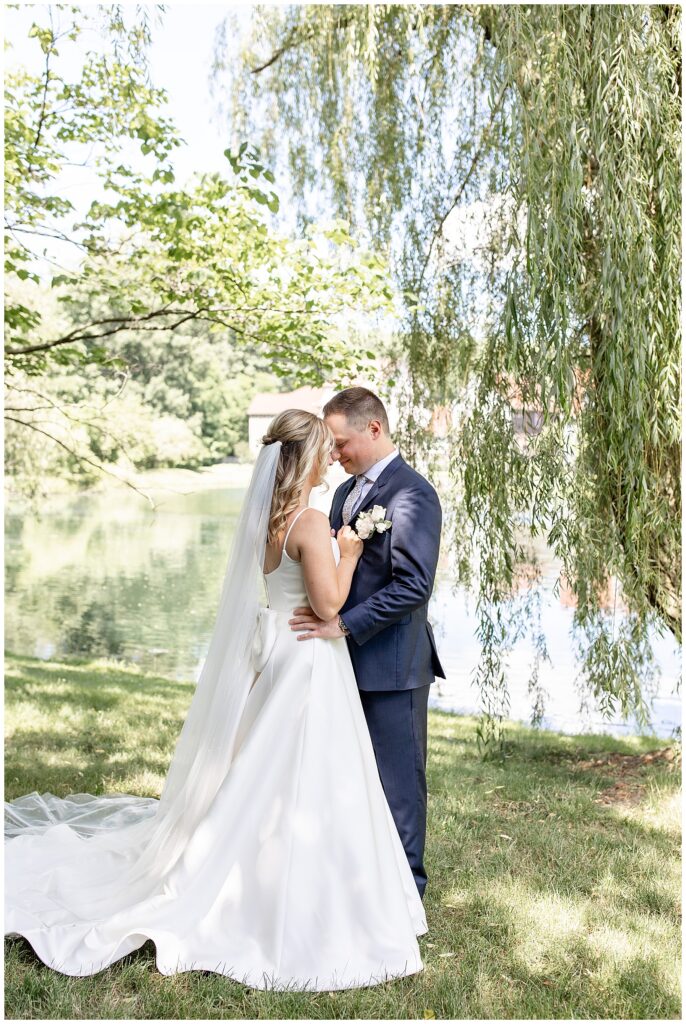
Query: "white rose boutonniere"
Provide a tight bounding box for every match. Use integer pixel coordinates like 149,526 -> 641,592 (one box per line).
355,505 -> 392,540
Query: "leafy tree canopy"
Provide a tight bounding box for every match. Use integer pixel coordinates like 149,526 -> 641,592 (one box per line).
5,4 -> 396,500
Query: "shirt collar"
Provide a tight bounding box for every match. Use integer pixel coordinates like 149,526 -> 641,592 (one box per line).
360,448 -> 399,482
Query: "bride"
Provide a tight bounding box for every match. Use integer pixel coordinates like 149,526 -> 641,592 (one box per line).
5,409 -> 428,990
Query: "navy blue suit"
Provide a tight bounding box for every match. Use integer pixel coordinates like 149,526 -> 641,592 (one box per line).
329,453 -> 445,898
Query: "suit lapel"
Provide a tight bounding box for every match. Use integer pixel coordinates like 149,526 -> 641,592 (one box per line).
351,454 -> 405,525
332,454 -> 406,528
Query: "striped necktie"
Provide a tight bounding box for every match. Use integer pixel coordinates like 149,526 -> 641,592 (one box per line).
341,475 -> 369,525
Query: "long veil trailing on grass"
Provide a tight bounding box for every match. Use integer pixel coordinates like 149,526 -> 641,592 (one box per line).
5,440 -> 282,913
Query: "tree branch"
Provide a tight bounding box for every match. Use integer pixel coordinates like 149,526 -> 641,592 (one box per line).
25,11 -> 54,179
5,223 -> 89,250
4,415 -> 157,509
6,302 -> 334,356
249,14 -> 351,74
415,80 -> 508,298
250,26 -> 302,74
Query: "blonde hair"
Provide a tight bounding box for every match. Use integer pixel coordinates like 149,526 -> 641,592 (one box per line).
261,409 -> 334,545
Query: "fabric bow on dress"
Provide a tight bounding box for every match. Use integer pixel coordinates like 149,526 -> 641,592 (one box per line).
251,606 -> 280,674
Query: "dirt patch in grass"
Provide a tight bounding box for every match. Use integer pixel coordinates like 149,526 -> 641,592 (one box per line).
571,746 -> 681,807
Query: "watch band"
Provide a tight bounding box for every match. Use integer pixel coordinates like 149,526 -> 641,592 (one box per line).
338,615 -> 351,637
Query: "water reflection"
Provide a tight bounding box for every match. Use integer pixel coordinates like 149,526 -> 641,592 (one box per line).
5,471 -> 681,740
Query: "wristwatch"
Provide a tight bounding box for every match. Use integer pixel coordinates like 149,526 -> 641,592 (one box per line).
338,615 -> 351,638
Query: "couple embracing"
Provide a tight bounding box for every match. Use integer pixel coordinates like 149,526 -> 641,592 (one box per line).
5,386 -> 446,991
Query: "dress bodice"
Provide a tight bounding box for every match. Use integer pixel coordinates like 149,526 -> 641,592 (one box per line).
263,509 -> 340,612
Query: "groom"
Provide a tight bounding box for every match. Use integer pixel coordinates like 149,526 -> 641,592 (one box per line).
289,386 -> 445,900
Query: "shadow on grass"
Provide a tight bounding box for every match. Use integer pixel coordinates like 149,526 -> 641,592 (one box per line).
4,658 -> 681,1020
425,877 -> 680,1018
5,655 -> 190,800
5,664 -> 192,703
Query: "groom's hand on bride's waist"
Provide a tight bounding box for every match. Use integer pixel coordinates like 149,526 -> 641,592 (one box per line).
289,606 -> 344,640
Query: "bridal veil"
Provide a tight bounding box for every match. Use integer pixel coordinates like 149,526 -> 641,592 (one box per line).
5,440 -> 283,915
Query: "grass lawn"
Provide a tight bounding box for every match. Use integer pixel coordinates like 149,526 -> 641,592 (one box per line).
4,651 -> 682,1020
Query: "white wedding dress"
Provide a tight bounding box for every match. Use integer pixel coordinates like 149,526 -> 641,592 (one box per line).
5,508 -> 427,990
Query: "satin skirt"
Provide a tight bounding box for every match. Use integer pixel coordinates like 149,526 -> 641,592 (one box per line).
5,610 -> 427,990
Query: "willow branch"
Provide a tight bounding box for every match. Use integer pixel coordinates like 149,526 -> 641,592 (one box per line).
250,26 -> 302,74
415,81 -> 507,298
249,14 -> 351,74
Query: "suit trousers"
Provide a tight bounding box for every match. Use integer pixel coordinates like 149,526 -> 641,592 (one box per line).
358,683 -> 431,900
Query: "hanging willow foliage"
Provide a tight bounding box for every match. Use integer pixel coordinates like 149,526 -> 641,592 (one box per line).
215,3 -> 681,752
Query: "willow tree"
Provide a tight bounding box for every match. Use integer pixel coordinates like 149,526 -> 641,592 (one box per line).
216,3 -> 681,750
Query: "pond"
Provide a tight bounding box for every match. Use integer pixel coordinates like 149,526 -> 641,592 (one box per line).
5,464 -> 681,740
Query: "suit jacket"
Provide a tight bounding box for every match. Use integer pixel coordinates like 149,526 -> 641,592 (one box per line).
329,454 -> 446,692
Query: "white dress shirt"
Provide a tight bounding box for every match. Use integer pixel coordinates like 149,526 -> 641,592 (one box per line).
351,449 -> 400,517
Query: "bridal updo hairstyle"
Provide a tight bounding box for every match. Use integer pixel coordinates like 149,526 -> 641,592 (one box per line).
261,409 -> 334,545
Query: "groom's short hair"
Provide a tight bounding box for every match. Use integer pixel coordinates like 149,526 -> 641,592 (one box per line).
323,387 -> 390,435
